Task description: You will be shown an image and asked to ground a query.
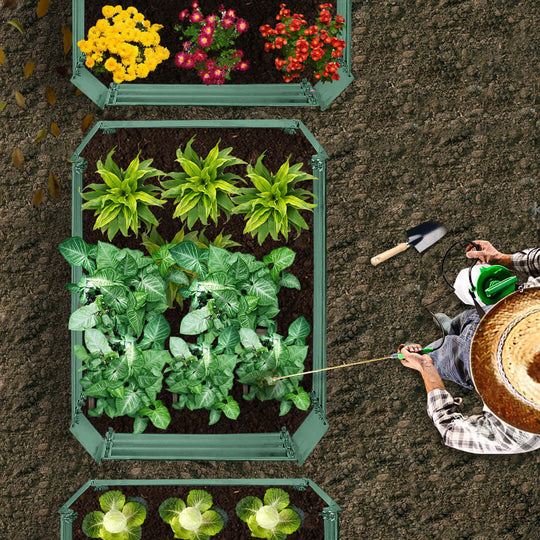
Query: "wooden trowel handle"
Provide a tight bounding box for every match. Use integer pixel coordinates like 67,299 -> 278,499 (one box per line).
370,242 -> 409,266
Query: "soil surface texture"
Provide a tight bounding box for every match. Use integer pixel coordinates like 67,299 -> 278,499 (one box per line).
84,0 -> 321,85
80,127 -> 315,435
69,483 -> 325,540
2,0 -> 540,539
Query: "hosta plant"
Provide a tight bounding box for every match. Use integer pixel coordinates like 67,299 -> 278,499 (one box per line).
141,226 -> 240,308
173,244 -> 301,336
236,488 -> 302,540
82,490 -> 146,540
81,148 -> 165,241
235,319 -> 312,416
159,490 -> 226,540
59,237 -> 172,434
165,334 -> 240,425
232,153 -> 317,244
160,136 -> 246,228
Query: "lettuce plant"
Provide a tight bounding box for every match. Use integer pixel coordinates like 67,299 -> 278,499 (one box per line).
165,334 -> 240,425
81,148 -> 165,241
236,488 -> 302,540
82,490 -> 146,540
161,136 -> 246,228
235,319 -> 311,416
159,490 -> 225,540
141,226 -> 240,308
232,153 -> 317,244
59,236 -> 172,434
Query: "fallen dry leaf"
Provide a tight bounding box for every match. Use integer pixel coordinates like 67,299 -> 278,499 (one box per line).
12,148 -> 24,170
37,0 -> 50,18
0,102 -> 6,113
0,46 -> 5,66
75,88 -> 83,96
24,61 -> 35,79
32,189 -> 44,209
3,0 -> 17,7
7,20 -> 25,34
61,25 -> 72,55
48,171 -> 60,198
45,85 -> 56,105
34,128 -> 47,143
81,113 -> 93,132
50,122 -> 59,137
14,90 -> 25,107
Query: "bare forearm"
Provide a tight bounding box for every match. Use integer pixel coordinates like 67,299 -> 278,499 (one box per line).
494,253 -> 513,268
419,363 -> 445,394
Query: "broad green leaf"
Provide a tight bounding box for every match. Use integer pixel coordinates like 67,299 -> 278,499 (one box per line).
85,328 -> 112,354
278,272 -> 300,290
99,491 -> 126,513
236,496 -> 263,521
115,390 -> 142,416
120,253 -> 138,277
215,396 -> 240,420
87,268 -> 122,289
74,344 -> 90,361
82,511 -> 105,538
247,278 -> 278,306
208,408 -> 222,425
239,328 -> 262,350
198,272 -> 232,292
123,525 -> 142,540
279,400 -> 293,416
159,498 -> 186,525
217,326 -> 239,351
247,514 -> 270,538
84,380 -> 109,398
180,305 -> 212,335
263,247 -> 296,273
170,516 -> 196,539
286,317 -> 310,344
126,308 -> 145,337
207,245 -> 231,273
170,241 -> 208,278
264,489 -> 289,511
132,416 -> 149,435
135,272 -> 167,303
96,241 -> 121,268
276,508 -> 301,534
69,303 -> 98,331
138,400 -> 171,430
199,510 -> 224,536
139,314 -> 170,348
168,267 -> 190,285
59,236 -> 95,272
170,336 -> 191,359
186,490 -> 213,513
288,388 -> 311,410
122,502 -> 146,527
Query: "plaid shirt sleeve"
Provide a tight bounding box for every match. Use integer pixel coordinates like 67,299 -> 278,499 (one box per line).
426,389 -> 540,454
511,248 -> 540,277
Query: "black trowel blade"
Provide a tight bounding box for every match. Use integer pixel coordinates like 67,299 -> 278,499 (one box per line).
406,221 -> 448,253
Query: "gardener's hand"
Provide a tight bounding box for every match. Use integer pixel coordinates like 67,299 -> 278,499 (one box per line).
397,343 -> 434,372
465,240 -> 512,267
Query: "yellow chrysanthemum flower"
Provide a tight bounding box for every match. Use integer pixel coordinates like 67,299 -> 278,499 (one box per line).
102,5 -> 115,18
136,64 -> 150,78
134,13 -> 144,23
143,20 -> 150,28
104,57 -> 118,71
85,57 -> 95,68
126,6 -> 138,15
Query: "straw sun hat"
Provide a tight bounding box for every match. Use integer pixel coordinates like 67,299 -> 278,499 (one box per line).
471,287 -> 540,434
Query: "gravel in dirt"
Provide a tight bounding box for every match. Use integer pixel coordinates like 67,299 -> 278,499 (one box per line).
1,0 -> 540,539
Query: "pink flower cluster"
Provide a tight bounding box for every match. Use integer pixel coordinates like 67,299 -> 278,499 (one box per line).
175,1 -> 250,85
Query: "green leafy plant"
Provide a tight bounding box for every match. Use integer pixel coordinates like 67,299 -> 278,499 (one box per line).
59,236 -> 172,434
160,136 -> 246,228
236,488 -> 302,540
81,148 -> 165,241
232,153 -> 317,244
159,490 -> 226,540
235,319 -> 311,416
141,226 -> 240,308
165,334 -> 240,425
82,490 -> 146,540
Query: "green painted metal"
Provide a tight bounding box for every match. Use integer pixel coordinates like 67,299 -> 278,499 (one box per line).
59,478 -> 340,540
70,0 -> 353,109
69,120 -> 328,463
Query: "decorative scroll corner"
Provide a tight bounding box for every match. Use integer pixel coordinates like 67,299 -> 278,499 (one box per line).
319,508 -> 339,522
104,427 -> 115,459
300,78 -> 319,105
72,392 -> 86,426
282,120 -> 301,135
279,427 -> 297,459
73,54 -> 86,77
73,157 -> 88,174
309,393 -> 326,424
292,479 -> 310,491
310,155 -> 326,175
106,82 -> 119,105
339,58 -> 351,75
59,508 -> 78,524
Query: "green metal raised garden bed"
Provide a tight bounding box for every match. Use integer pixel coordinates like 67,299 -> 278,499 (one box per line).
71,0 -> 353,109
68,119 -> 328,464
59,478 -> 340,539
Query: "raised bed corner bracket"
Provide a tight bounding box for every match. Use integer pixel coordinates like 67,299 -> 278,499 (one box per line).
280,427 -> 297,460
59,508 -> 77,524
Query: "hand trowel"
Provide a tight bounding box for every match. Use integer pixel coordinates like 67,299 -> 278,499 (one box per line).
370,221 -> 448,266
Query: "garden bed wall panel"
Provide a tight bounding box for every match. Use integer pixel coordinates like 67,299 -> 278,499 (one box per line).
70,0 -> 353,109
59,479 -> 341,540
69,120 -> 328,463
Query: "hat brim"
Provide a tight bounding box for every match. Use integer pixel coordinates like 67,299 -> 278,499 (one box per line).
471,287 -> 540,434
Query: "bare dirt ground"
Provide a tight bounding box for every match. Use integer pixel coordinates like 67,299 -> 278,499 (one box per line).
1,0 -> 540,538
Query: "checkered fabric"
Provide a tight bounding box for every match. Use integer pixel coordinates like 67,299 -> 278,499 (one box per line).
512,248 -> 540,285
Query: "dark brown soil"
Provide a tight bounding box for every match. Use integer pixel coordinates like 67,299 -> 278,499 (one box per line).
70,483 -> 325,540
80,127 -> 316,434
84,0 -> 322,85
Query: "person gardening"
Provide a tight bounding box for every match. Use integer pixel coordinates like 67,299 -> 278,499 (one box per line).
398,241 -> 540,454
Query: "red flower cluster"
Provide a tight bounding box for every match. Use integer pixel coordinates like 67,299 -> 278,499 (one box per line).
260,3 -> 346,83
175,1 -> 250,85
